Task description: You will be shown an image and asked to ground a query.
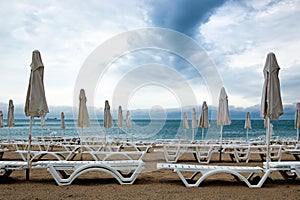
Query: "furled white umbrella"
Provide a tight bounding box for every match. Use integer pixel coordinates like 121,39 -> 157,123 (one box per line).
25,50 -> 49,180
217,87 -> 231,161
261,52 -> 283,169
217,87 -> 231,141
199,101 -> 209,140
191,108 -> 197,140
104,100 -> 113,143
7,99 -> 15,143
61,112 -> 66,140
244,112 -> 252,140
295,103 -> 300,141
0,111 -> 4,141
183,112 -> 189,140
117,106 -> 124,139
78,89 -> 90,155
125,110 -> 131,140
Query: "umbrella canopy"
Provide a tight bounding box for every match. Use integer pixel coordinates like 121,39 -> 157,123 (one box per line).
24,50 -> 49,180
78,89 -> 90,128
260,52 -> 283,168
118,106 -> 124,128
295,103 -> 300,140
7,99 -> 15,127
183,112 -> 189,139
0,111 -> 3,141
104,100 -> 113,129
61,112 -> 66,130
0,111 -> 3,128
25,50 -> 49,118
183,112 -> 189,129
199,101 -> 209,128
244,112 -> 252,129
199,101 -> 209,140
191,108 -> 197,140
191,108 -> 197,129
126,110 -> 131,128
125,110 -> 131,139
244,112 -> 252,140
261,52 -> 284,120
217,87 -> 231,126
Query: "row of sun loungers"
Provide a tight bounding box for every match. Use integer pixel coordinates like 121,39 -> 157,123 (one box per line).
155,140 -> 300,163
1,159 -> 300,188
1,138 -> 300,188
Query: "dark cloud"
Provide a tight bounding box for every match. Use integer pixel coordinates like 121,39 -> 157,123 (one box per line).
146,0 -> 226,36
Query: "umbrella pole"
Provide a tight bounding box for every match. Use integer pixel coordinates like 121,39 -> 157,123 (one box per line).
26,116 -> 33,181
80,127 -> 83,160
104,128 -> 107,144
266,117 -> 271,169
202,128 -> 204,140
246,128 -> 249,140
192,129 -> 195,141
8,127 -> 10,144
297,129 -> 299,141
219,125 -> 223,161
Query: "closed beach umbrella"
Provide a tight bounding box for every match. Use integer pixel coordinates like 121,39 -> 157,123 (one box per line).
78,89 -> 90,128
61,112 -> 66,140
183,112 -> 189,140
61,112 -> 66,130
0,111 -> 3,128
125,110 -> 131,139
104,100 -> 113,142
78,89 -> 90,159
117,106 -> 124,139
295,103 -> 300,141
217,87 -> 231,161
199,101 -> 209,140
7,99 -> 15,143
25,50 -> 49,180
78,89 -> 90,148
244,112 -> 252,140
217,87 -> 231,141
191,108 -> 197,140
260,52 -> 283,168
0,111 -> 3,141
118,106 -> 124,128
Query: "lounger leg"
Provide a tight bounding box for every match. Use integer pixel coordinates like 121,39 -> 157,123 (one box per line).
279,171 -> 298,181
1,170 -> 13,179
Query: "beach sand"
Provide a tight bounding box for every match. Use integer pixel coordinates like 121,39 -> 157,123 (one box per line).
1,146 -> 300,200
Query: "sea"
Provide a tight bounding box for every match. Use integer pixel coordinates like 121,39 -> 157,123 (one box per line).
0,119 -> 298,142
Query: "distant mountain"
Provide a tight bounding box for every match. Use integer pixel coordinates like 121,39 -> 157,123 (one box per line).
0,102 -> 297,120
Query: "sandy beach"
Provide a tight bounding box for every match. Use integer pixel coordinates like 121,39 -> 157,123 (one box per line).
1,145 -> 300,200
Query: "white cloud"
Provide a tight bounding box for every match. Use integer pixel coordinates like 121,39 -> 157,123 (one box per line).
198,0 -> 300,107
0,0 -> 147,106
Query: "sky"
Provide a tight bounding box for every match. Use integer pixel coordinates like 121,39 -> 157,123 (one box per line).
0,0 -> 300,114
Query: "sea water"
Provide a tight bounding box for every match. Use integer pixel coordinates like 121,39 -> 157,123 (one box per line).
0,119 -> 297,141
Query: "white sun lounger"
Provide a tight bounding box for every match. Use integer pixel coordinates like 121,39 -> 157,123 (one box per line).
34,160 -> 144,186
263,161 -> 300,181
83,151 -> 145,161
157,161 -> 300,188
157,163 -> 264,188
15,150 -> 77,162
0,161 -> 28,178
0,148 -> 9,160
